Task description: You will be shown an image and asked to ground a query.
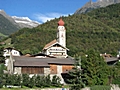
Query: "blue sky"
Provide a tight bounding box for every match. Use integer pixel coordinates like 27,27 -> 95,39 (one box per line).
0,0 -> 97,23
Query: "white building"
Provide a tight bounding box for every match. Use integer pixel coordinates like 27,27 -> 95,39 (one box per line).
3,47 -> 22,74
3,47 -> 21,57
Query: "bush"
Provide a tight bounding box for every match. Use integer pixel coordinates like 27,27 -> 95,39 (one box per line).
0,64 -> 6,74
90,85 -> 111,90
0,75 -> 3,88
44,74 -> 52,87
51,75 -> 61,87
27,76 -> 35,88
0,74 -> 62,88
21,74 -> 30,87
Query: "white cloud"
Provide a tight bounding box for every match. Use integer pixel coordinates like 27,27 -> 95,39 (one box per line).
33,12 -> 72,23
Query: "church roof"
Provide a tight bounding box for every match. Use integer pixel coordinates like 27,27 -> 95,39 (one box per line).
43,39 -> 69,50
43,39 -> 57,50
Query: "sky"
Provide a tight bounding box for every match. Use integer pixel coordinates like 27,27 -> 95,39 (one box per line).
0,0 -> 97,23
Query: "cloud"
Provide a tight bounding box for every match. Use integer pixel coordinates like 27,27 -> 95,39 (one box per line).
33,12 -> 71,23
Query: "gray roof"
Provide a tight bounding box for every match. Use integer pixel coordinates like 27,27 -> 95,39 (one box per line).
13,56 -> 74,67
105,57 -> 119,62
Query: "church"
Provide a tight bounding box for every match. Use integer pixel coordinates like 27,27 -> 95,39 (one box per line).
42,18 -> 69,58
4,18 -> 74,84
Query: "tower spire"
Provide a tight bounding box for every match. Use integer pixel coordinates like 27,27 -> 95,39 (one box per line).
58,18 -> 64,26
57,18 -> 66,47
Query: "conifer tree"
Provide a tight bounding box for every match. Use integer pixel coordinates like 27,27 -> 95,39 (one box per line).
0,46 -> 6,74
67,55 -> 85,90
0,47 -> 5,64
82,49 -> 109,86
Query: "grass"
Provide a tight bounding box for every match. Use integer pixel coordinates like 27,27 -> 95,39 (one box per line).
0,33 -> 7,37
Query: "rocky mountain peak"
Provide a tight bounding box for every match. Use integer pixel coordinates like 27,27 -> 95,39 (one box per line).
75,0 -> 120,14
0,10 -> 16,24
0,10 -> 40,28
12,16 -> 40,28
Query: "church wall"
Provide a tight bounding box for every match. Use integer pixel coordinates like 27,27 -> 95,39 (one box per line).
47,46 -> 66,58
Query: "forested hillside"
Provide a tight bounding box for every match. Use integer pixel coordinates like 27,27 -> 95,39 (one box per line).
9,3 -> 120,56
0,14 -> 19,36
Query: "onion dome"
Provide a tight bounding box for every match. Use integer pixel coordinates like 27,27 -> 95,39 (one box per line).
58,18 -> 64,26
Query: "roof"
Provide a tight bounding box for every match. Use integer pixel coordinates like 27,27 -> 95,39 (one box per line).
13,56 -> 74,67
43,39 -> 57,50
105,57 -> 119,63
101,53 -> 119,63
58,18 -> 64,26
14,60 -> 49,67
30,53 -> 56,58
43,39 -> 69,50
4,47 -> 23,55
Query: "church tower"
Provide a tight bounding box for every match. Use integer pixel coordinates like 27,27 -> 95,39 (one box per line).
57,18 -> 66,47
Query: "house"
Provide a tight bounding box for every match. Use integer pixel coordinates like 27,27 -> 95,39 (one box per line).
101,53 -> 119,65
13,55 -> 74,83
3,47 -> 22,57
3,47 -> 22,74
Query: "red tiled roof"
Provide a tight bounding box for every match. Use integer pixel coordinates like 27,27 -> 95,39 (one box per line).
58,18 -> 64,26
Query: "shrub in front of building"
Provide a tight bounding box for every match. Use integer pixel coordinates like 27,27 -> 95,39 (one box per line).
0,74 -> 62,88
90,85 -> 111,90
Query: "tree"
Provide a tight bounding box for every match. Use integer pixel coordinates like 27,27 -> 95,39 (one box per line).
13,74 -> 22,86
21,74 -> 30,87
0,46 -> 6,75
35,75 -> 46,88
35,75 -> 41,87
44,74 -> 52,87
0,63 -> 6,74
28,75 -> 35,88
67,55 -> 85,90
82,49 -> 109,86
0,47 -> 5,64
111,60 -> 120,86
51,75 -> 61,87
0,74 -> 3,88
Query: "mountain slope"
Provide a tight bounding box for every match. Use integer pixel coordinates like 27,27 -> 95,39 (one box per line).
0,10 -> 40,36
0,14 -> 19,35
9,3 -> 120,56
75,0 -> 120,14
